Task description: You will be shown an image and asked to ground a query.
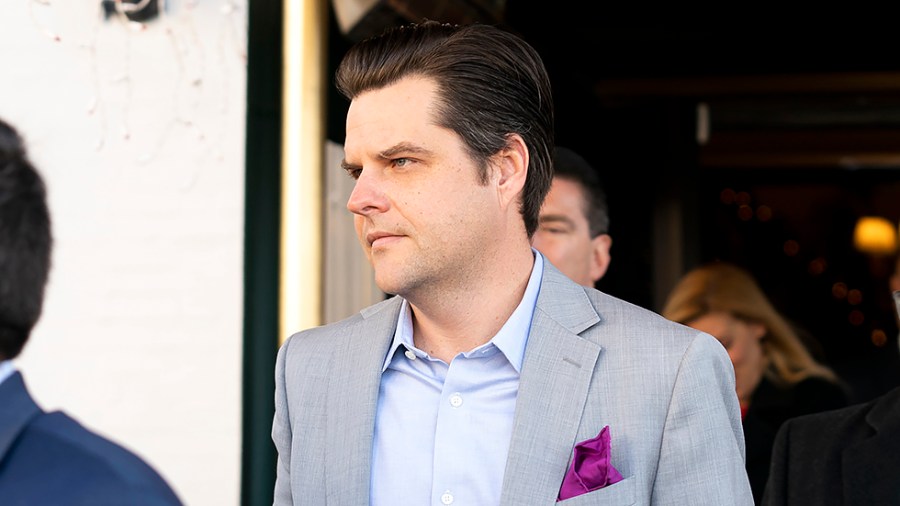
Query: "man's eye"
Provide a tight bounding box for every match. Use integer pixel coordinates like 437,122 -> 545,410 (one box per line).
345,167 -> 362,180
393,158 -> 410,168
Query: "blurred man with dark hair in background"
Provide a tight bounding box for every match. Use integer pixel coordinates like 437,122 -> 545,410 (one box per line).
532,146 -> 612,287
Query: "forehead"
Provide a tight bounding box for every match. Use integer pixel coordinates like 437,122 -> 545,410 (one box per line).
687,310 -> 737,337
550,177 -> 587,198
344,76 -> 443,156
545,177 -> 589,212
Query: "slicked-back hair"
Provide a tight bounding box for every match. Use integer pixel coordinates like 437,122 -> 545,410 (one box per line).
0,119 -> 52,360
552,146 -> 610,238
335,20 -> 554,237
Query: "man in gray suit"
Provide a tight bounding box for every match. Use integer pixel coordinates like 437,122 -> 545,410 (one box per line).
272,21 -> 753,505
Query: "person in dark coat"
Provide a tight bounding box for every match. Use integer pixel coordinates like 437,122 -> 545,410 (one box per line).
762,290 -> 900,506
762,384 -> 900,505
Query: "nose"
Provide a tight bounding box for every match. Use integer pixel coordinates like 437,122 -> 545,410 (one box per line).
346,169 -> 388,217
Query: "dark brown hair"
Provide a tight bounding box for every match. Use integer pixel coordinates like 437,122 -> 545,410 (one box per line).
553,146 -> 609,237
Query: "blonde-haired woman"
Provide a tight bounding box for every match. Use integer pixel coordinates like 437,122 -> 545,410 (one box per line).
662,261 -> 848,504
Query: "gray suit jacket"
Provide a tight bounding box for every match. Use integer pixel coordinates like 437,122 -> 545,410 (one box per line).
273,259 -> 753,505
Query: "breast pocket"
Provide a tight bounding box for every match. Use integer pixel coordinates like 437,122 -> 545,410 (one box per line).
556,476 -> 636,505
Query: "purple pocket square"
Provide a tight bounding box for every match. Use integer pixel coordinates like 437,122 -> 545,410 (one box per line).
557,425 -> 624,501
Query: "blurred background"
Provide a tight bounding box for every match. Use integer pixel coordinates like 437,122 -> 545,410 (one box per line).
2,1 -> 899,504
325,0 -> 900,403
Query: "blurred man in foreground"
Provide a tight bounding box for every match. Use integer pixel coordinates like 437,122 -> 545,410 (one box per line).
0,117 -> 182,505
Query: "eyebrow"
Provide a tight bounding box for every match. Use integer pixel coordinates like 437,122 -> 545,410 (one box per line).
341,142 -> 434,173
539,214 -> 576,227
378,142 -> 433,160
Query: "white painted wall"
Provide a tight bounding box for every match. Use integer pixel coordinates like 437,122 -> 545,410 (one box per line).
0,2 -> 247,504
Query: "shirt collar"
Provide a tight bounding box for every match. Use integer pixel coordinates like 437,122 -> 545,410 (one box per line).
382,249 -> 544,373
0,360 -> 16,386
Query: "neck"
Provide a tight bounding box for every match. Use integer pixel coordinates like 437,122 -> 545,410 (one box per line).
408,244 -> 535,363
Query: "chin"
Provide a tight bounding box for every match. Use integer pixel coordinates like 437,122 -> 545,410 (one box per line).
375,270 -> 428,299
373,271 -> 405,296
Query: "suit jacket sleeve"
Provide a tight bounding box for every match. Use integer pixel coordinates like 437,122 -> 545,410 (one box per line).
272,337 -> 293,505
652,332 -> 753,505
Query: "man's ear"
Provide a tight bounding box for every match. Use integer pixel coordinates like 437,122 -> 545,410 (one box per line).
493,134 -> 528,208
589,234 -> 612,283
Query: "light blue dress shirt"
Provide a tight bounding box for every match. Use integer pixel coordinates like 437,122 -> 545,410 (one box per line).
0,360 -> 14,386
371,250 -> 544,506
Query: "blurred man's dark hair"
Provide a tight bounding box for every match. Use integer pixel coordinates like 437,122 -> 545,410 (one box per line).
0,118 -> 52,360
552,146 -> 609,237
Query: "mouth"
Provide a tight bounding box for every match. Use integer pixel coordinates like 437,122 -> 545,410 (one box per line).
366,231 -> 403,248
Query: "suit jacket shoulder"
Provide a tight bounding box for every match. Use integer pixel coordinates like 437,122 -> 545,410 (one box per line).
0,372 -> 182,506
273,295 -> 402,504
280,295 -> 400,360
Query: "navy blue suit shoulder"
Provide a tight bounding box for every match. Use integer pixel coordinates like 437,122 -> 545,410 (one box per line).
0,372 -> 182,506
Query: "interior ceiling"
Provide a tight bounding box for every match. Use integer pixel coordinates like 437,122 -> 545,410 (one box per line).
335,1 -> 900,114
501,4 -> 900,79
341,2 -> 896,75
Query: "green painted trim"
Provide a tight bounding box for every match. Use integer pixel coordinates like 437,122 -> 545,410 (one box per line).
241,0 -> 281,504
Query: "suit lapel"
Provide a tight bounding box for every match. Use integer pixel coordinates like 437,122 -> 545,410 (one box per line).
0,372 -> 42,464
500,262 -> 603,505
324,297 -> 402,505
842,386 -> 900,503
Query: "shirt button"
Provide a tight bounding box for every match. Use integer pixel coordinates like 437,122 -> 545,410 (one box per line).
441,492 -> 454,504
449,393 -> 463,408
404,349 -> 416,360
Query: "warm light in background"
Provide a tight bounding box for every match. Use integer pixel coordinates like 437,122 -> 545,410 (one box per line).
853,216 -> 897,255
